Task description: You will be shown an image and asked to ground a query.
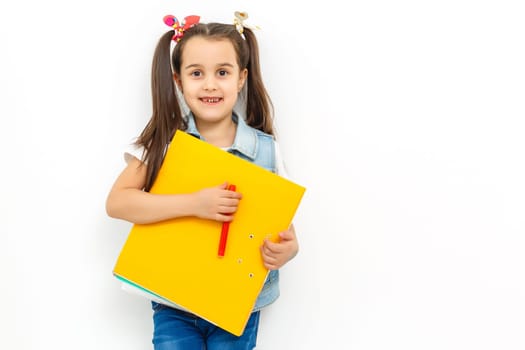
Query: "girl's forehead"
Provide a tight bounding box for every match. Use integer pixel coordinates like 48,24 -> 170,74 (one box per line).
181,37 -> 238,67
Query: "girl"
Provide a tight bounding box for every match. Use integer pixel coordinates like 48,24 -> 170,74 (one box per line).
106,13 -> 298,350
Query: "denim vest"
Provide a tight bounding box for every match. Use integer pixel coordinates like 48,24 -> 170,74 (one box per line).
185,112 -> 280,311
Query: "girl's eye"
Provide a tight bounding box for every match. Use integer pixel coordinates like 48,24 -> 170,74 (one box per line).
191,71 -> 202,77
218,70 -> 228,77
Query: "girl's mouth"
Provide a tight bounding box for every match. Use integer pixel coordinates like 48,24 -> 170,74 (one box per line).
201,97 -> 222,103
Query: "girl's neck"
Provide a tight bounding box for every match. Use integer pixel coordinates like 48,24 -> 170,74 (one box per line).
195,116 -> 237,148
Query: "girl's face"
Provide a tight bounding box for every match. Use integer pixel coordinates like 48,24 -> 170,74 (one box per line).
175,37 -> 247,128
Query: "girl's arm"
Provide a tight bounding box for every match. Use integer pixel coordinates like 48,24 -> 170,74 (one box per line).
105,156 -> 242,224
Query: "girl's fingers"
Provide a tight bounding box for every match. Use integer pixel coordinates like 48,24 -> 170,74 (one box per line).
262,239 -> 282,254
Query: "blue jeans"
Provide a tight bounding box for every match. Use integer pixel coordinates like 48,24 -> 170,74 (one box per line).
151,301 -> 260,350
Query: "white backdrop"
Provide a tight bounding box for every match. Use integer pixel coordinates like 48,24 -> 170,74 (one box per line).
1,1 -> 525,349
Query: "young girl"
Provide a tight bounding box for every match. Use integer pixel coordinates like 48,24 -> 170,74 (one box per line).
106,12 -> 298,350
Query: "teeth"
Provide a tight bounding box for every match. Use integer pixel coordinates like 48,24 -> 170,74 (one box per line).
203,98 -> 220,103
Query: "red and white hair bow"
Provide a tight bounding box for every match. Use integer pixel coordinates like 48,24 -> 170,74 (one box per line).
163,15 -> 200,42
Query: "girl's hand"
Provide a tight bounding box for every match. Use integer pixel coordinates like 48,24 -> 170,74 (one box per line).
193,182 -> 242,222
260,224 -> 299,270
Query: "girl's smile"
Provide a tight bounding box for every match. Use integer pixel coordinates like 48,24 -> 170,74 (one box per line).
200,97 -> 223,104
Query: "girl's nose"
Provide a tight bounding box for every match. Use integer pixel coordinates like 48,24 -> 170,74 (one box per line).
203,76 -> 218,91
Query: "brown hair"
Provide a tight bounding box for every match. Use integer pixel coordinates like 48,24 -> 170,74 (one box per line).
136,23 -> 274,191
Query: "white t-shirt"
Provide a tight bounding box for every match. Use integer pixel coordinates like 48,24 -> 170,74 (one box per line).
120,140 -> 289,305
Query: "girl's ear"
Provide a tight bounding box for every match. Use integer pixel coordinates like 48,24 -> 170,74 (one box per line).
238,68 -> 248,92
173,73 -> 183,93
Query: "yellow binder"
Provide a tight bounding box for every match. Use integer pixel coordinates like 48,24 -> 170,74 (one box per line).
113,130 -> 306,336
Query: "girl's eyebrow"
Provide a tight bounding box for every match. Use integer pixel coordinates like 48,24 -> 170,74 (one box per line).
183,62 -> 235,70
183,63 -> 202,70
216,63 -> 235,68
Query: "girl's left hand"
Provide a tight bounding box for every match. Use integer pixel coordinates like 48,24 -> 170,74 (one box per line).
260,224 -> 299,270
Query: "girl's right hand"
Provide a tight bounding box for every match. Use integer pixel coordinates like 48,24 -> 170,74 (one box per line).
193,182 -> 242,222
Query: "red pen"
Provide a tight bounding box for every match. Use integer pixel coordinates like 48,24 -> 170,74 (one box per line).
218,184 -> 236,257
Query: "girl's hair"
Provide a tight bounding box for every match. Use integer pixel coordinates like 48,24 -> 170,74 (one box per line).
136,23 -> 274,191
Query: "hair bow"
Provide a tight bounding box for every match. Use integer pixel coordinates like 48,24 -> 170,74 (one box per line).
233,11 -> 260,39
163,15 -> 200,42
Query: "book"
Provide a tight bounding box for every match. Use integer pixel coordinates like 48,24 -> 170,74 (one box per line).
113,130 -> 306,336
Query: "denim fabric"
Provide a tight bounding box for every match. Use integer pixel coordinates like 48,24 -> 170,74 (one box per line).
151,301 -> 260,350
185,112 -> 276,173
252,270 -> 279,311
185,112 -> 280,311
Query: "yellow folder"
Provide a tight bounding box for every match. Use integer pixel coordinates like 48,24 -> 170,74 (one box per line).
113,130 -> 306,336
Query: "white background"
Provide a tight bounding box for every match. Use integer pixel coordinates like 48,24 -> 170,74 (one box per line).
1,1 -> 525,349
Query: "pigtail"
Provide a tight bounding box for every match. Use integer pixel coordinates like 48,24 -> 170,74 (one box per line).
243,28 -> 274,136
137,30 -> 185,191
